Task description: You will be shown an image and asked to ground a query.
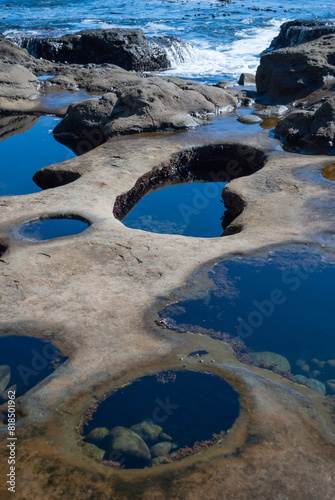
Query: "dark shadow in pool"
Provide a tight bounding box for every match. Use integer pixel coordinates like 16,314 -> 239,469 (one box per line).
0,335 -> 67,404
158,247 -> 335,395
33,169 -> 81,190
114,144 -> 265,237
0,243 -> 7,259
82,370 -> 240,468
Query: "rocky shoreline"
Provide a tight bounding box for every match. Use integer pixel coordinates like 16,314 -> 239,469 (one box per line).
0,21 -> 335,500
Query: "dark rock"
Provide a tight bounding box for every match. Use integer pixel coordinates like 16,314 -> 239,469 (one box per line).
238,73 -> 256,85
20,28 -> 171,71
256,35 -> 335,103
269,19 -> 335,51
275,97 -> 335,149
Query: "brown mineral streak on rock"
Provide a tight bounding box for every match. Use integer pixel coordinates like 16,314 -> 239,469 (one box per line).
0,25 -> 335,500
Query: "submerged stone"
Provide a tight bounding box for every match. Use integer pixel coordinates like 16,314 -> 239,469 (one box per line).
326,380 -> 335,395
150,441 -> 173,458
249,352 -> 291,372
131,420 -> 163,443
85,443 -> 106,461
83,371 -> 240,468
294,375 -> 326,395
85,427 -> 110,445
107,426 -> 151,466
0,365 -> 10,395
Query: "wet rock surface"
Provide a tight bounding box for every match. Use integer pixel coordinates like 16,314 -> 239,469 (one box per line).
53,76 -> 237,141
275,96 -> 335,150
20,28 -> 172,71
269,19 -> 335,50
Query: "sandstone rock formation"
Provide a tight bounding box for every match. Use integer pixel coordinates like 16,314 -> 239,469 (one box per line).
53,75 -> 237,142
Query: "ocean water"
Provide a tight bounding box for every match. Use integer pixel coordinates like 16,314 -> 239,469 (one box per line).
1,0 -> 334,83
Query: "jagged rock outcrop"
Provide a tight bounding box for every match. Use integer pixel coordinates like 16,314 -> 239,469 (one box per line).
256,34 -> 335,102
275,96 -> 335,150
20,28 -> 172,71
269,19 -> 335,50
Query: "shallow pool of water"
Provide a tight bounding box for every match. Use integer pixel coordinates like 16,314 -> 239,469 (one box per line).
83,370 -> 240,468
0,115 -> 75,197
16,218 -> 89,241
0,335 -> 66,404
122,182 -> 227,237
159,247 -> 335,395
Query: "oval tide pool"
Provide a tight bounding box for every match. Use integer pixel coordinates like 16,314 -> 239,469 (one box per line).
122,182 -> 227,237
83,370 -> 240,468
17,218 -> 89,241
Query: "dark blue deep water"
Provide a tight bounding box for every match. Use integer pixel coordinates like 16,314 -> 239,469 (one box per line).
17,218 -> 89,241
83,370 -> 240,468
159,247 -> 335,394
1,0 -> 334,84
0,116 -> 75,197
123,182 -> 227,237
0,335 -> 66,402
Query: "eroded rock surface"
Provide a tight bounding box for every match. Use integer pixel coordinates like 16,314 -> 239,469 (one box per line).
256,34 -> 335,102
275,96 -> 335,150
53,76 -> 237,140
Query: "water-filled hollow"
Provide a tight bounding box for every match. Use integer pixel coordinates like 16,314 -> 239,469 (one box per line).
82,370 -> 240,468
113,144 -> 265,237
159,247 -> 335,395
0,115 -> 76,197
0,334 -> 67,406
16,217 -> 89,241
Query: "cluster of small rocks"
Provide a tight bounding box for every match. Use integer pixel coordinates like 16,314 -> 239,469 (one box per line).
85,419 -> 177,468
249,350 -> 335,396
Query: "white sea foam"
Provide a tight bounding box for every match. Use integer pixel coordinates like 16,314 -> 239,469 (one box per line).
159,18 -> 287,83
